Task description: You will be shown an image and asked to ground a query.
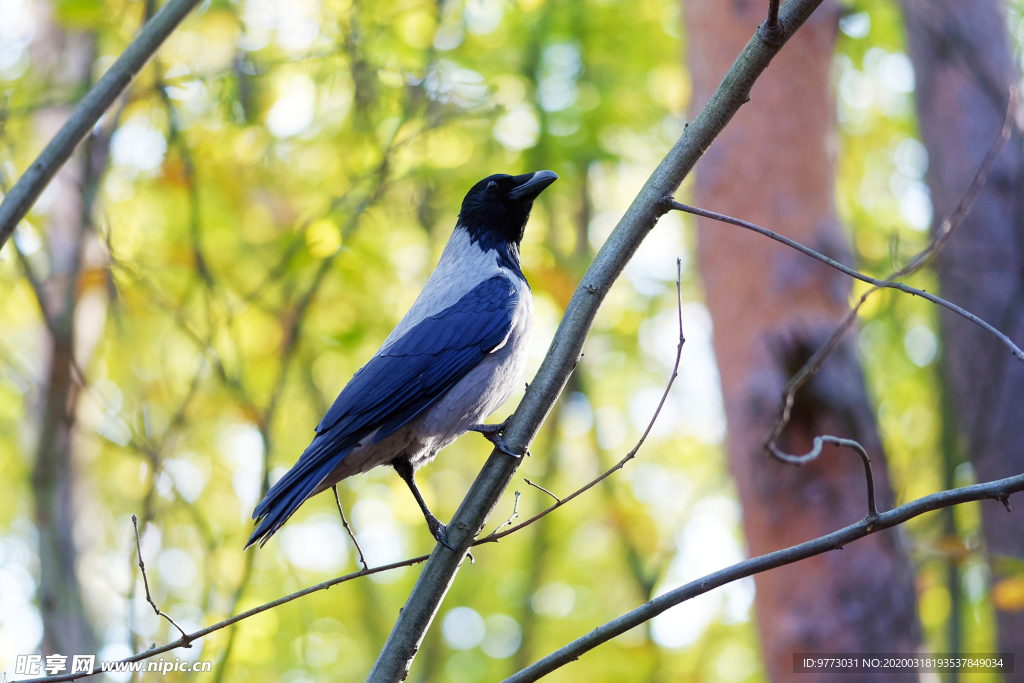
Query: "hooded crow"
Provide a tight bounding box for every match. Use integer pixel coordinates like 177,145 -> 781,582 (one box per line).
247,170 -> 558,550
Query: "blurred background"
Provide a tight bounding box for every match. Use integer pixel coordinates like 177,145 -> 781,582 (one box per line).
1,0 -> 1023,680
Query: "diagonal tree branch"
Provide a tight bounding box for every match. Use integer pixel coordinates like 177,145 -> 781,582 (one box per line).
666,198 -> 1023,363
16,553 -> 433,683
502,473 -> 1024,683
366,1 -> 829,680
0,0 -> 202,254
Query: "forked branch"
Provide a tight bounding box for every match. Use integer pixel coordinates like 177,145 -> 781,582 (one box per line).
131,515 -> 190,644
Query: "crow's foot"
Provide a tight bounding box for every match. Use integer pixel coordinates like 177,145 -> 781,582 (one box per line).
427,515 -> 456,552
468,419 -> 529,458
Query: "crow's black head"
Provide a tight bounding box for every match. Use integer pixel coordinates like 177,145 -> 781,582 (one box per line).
458,170 -> 558,247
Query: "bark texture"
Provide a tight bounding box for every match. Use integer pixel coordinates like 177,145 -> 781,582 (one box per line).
902,0 -> 1024,655
682,1 -> 920,679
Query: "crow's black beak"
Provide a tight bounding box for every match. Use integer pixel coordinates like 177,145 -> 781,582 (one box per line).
507,170 -> 559,201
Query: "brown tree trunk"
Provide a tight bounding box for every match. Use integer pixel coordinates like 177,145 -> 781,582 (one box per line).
682,1 -> 920,679
902,0 -> 1024,657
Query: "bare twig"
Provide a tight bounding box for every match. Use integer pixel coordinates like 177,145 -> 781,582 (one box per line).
479,259 -> 685,546
487,491 -> 522,538
770,435 -> 878,518
502,473 -> 1024,683
11,242 -> 60,339
764,90 -> 1018,444
9,239 -> 98,396
131,515 -> 190,643
906,92 -> 1017,270
767,0 -> 780,28
0,0 -> 202,253
524,479 -> 561,503
333,485 -> 369,571
30,408 -> 705,683
667,196 -> 1022,364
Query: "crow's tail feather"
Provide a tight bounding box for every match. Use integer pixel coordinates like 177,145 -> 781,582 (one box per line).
245,436 -> 345,549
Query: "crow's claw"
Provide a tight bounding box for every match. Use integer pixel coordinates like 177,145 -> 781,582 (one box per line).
491,434 -> 528,459
428,517 -> 457,552
469,418 -> 509,438
469,418 -> 528,458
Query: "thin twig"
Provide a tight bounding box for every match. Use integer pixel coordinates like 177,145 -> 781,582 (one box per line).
21,551 -> 434,683
764,90 -> 1018,444
131,515 -> 190,643
667,199 -> 1022,365
11,243 -> 60,339
770,435 -> 877,518
523,479 -> 560,503
765,294 -> 864,450
487,491 -> 522,538
480,259 -> 685,546
333,485 -> 369,571
25,514 -> 554,683
767,0 -> 780,28
501,472 -> 1024,683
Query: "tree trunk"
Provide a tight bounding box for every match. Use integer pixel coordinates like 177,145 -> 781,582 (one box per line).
28,4 -> 104,656
681,1 -> 920,680
902,0 -> 1024,657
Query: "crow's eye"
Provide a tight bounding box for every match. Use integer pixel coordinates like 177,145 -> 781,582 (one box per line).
487,181 -> 498,193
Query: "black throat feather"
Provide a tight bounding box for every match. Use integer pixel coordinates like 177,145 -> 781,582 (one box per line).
458,200 -> 534,282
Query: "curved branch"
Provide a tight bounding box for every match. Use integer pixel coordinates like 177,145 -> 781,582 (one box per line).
0,0 -> 202,253
666,93 -> 1019,515
502,473 -> 1024,683
667,198 -> 1023,362
767,435 -> 877,518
